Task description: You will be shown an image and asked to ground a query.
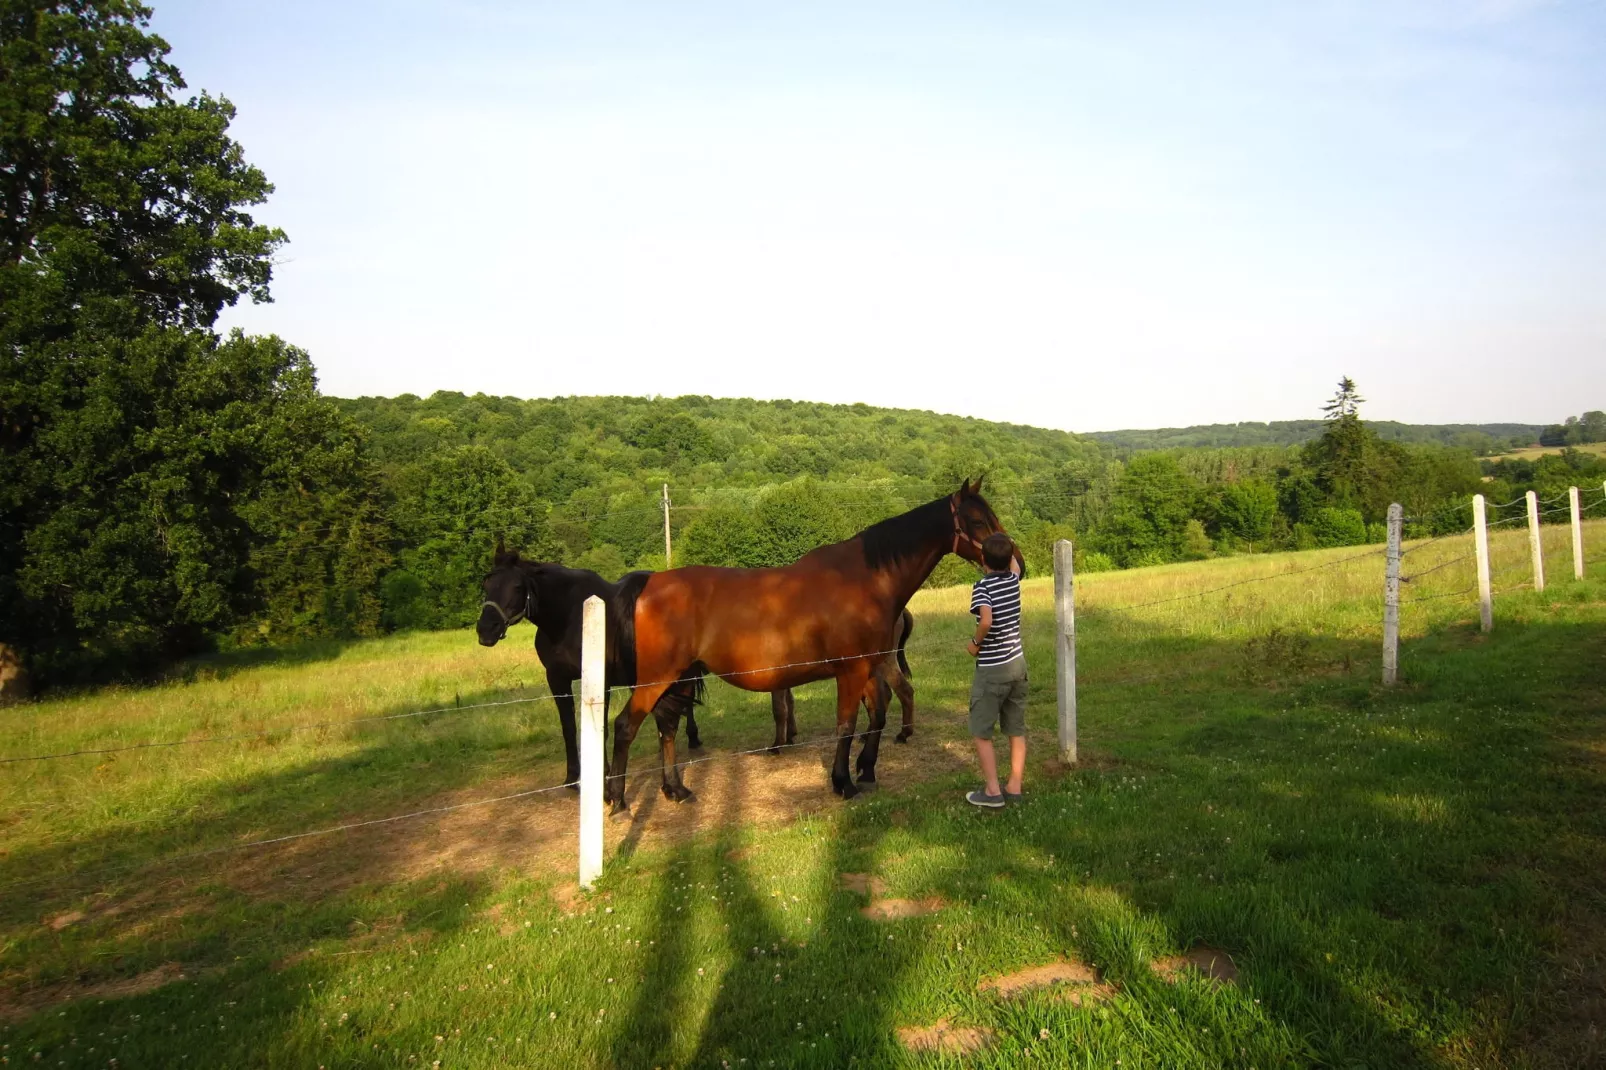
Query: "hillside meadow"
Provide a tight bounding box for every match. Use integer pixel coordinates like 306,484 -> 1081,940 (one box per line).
1,520 -> 1603,1067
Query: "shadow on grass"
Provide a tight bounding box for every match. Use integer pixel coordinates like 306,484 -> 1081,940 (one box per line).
169,630 -> 383,683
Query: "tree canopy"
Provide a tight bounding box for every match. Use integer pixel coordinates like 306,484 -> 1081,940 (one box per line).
1,1 -> 377,684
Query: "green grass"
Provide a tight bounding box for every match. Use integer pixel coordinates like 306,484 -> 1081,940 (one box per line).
2,522 -> 1604,1067
1481,441 -> 1606,462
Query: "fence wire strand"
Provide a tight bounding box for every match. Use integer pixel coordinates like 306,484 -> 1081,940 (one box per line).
0,692 -> 561,765
10,495 -> 1602,896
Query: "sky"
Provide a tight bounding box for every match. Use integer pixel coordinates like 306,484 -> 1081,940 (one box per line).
152,0 -> 1605,432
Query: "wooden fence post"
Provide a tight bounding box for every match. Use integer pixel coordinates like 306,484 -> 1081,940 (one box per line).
1526,490 -> 1545,592
1472,493 -> 1492,633
1053,539 -> 1076,764
1571,487 -> 1584,581
578,595 -> 606,889
1383,503 -> 1401,686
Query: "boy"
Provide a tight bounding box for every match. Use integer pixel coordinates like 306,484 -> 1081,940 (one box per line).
964,532 -> 1026,808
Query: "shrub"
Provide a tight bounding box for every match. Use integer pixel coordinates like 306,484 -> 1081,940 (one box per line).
1308,507 -> 1367,548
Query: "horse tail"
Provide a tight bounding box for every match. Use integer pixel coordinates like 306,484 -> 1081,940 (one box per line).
897,608 -> 914,678
682,662 -> 708,707
610,570 -> 653,688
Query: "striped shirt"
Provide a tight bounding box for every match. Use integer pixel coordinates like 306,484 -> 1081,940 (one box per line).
970,571 -> 1023,667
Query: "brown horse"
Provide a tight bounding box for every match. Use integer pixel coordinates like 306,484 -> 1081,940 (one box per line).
769,608 -> 916,752
608,479 -> 1018,812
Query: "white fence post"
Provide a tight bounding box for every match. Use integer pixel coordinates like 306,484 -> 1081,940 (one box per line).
578,595 -> 606,889
1571,486 -> 1584,581
1383,503 -> 1401,686
1472,493 -> 1492,633
1526,490 -> 1545,592
662,483 -> 672,568
1053,539 -> 1076,764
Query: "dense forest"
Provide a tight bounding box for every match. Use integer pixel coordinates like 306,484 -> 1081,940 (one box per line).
324,383 -> 1606,642
1089,420 -> 1549,453
3,2 -> 1602,690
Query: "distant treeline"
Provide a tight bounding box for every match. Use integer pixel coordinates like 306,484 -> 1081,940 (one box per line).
317,383 -> 1604,646
1089,420 -> 1547,453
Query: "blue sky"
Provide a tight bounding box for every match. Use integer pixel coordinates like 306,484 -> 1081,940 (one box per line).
154,1 -> 1604,431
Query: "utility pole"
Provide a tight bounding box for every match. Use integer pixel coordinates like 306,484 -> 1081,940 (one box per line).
662,483 -> 672,569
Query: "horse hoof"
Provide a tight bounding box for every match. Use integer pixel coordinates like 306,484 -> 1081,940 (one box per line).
834,780 -> 860,800
688,741 -> 703,751
665,787 -> 696,804
855,778 -> 878,793
566,781 -> 581,793
608,804 -> 631,821
894,732 -> 911,744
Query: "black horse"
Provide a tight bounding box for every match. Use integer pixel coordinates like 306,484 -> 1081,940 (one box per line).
768,608 -> 916,751
476,547 -> 701,788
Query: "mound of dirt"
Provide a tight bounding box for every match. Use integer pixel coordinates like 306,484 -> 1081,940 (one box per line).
896,1018 -> 994,1055
979,958 -> 1098,996
862,897 -> 945,921
978,957 -> 1117,1006
1152,946 -> 1238,985
839,872 -> 888,896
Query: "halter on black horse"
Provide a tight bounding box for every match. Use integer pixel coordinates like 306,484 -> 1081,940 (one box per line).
481,571 -> 535,643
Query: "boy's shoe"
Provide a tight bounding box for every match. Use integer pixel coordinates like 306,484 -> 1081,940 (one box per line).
966,789 -> 1006,809
1003,790 -> 1023,803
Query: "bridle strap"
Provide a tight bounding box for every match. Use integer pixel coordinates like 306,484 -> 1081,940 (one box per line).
950,497 -> 983,556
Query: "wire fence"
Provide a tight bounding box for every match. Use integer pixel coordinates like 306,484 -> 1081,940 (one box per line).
13,495 -> 1602,766
7,490 -> 1603,899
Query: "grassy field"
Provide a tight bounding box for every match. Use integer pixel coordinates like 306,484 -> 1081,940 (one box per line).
2,520 -> 1604,1067
1482,441 -> 1606,463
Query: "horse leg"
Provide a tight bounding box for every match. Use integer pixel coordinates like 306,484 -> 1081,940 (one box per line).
684,702 -> 703,750
892,670 -> 915,744
654,699 -> 696,803
606,680 -> 674,817
855,669 -> 890,788
787,689 -> 798,744
831,667 -> 870,799
769,690 -> 794,754
547,670 -> 581,788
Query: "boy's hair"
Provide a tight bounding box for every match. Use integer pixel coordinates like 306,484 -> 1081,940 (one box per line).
982,533 -> 1015,571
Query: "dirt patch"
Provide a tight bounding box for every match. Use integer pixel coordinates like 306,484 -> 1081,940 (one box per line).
46,911 -> 84,931
485,902 -> 520,936
979,958 -> 1099,996
0,962 -> 187,1023
896,1018 -> 994,1056
6,721 -> 973,1020
861,897 -> 945,921
1058,983 -> 1117,1007
549,882 -> 596,915
1152,946 -> 1238,985
839,872 -> 888,897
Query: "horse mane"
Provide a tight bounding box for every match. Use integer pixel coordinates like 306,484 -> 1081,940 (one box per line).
858,496 -> 950,570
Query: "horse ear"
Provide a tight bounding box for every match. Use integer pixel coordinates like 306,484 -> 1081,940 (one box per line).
494,534 -> 506,557
971,473 -> 985,493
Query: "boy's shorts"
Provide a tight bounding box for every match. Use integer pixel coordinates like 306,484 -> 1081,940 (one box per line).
969,656 -> 1028,739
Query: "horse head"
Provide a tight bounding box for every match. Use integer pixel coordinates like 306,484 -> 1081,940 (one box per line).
950,476 -> 1027,577
477,539 -> 535,646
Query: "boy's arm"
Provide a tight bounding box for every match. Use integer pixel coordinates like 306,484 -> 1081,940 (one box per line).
966,605 -> 993,656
